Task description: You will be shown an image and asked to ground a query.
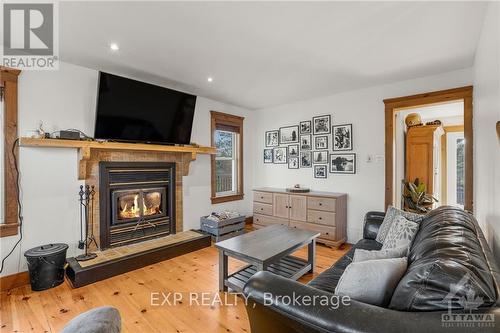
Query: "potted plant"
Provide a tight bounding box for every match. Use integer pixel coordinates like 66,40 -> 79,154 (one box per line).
402,178 -> 438,214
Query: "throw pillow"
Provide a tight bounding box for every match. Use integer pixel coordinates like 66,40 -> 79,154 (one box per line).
335,257 -> 408,306
353,246 -> 408,263
375,206 -> 424,243
381,215 -> 419,250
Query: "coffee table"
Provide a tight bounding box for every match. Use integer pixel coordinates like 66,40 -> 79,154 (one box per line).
215,224 -> 320,292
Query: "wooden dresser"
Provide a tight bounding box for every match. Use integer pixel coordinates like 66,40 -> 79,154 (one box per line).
252,187 -> 347,248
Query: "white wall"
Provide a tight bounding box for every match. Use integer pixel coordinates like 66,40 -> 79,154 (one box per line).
252,68 -> 473,243
0,62 -> 253,276
472,2 -> 500,265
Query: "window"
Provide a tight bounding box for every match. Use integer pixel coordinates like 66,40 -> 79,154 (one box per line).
210,111 -> 244,204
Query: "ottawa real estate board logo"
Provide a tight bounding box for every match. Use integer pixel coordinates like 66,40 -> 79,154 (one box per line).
2,2 -> 59,70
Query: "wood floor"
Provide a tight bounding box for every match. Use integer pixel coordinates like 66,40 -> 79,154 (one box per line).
0,241 -> 349,333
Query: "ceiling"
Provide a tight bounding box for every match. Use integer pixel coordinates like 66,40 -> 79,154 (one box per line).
59,2 -> 487,109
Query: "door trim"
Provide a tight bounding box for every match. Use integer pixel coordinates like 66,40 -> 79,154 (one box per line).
383,86 -> 473,211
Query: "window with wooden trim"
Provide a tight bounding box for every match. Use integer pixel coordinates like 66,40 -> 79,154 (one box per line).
210,111 -> 244,204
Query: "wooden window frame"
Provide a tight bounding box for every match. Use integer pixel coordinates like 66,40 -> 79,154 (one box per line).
383,86 -> 473,211
1,67 -> 21,237
210,111 -> 244,204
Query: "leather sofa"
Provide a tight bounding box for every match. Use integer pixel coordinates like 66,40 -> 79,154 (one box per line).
243,206 -> 500,333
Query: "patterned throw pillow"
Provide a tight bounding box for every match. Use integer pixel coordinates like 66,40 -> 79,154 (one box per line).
381,215 -> 419,250
375,206 -> 424,243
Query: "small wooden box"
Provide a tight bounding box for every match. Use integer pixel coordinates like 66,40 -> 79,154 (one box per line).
200,215 -> 246,242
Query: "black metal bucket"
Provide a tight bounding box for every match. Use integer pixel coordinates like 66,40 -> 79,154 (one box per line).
24,243 -> 68,291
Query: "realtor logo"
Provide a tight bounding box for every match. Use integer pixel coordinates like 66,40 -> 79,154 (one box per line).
442,273 -> 495,329
2,2 -> 58,70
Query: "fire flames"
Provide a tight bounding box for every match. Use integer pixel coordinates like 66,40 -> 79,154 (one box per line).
118,193 -> 162,219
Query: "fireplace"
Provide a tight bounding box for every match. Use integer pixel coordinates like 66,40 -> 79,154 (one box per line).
99,162 -> 175,249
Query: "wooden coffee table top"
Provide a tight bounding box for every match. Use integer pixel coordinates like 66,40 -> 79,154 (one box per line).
215,224 -> 320,263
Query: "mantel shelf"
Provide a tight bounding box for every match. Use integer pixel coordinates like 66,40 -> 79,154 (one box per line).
19,137 -> 216,180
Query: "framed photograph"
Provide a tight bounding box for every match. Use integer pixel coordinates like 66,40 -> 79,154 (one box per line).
265,130 -> 279,147
264,149 -> 273,163
314,165 -> 328,179
288,144 -> 299,158
312,115 -> 331,135
300,120 -> 312,134
314,135 -> 328,150
333,124 -> 353,151
300,151 -> 312,168
273,147 -> 287,164
300,134 -> 312,150
313,151 -> 328,164
279,125 -> 299,144
330,153 -> 356,174
288,157 -> 299,169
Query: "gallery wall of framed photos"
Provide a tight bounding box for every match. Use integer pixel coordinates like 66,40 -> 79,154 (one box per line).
264,114 -> 356,178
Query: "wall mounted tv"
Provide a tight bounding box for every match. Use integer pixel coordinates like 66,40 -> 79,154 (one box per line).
94,72 -> 197,145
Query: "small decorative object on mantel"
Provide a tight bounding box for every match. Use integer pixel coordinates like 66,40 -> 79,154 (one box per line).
405,113 -> 423,128
76,185 -> 98,262
425,120 -> 442,126
286,184 -> 310,193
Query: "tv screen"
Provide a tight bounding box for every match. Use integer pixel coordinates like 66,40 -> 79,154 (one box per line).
94,72 -> 197,145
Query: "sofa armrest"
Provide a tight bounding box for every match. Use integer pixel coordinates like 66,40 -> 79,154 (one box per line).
363,211 -> 385,240
243,271 -> 499,333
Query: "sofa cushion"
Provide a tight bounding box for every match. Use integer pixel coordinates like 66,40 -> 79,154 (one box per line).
353,246 -> 408,262
335,257 -> 408,306
376,206 -> 424,243
381,215 -> 419,250
308,239 -> 382,293
389,206 -> 497,311
61,306 -> 121,333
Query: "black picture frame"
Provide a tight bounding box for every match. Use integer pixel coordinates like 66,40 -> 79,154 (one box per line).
312,115 -> 331,135
287,144 -> 299,158
314,135 -> 329,150
300,120 -> 312,134
300,134 -> 312,150
300,151 -> 312,168
265,130 -> 279,147
330,153 -> 356,174
332,124 -> 353,151
314,165 -> 328,179
279,125 -> 299,144
313,151 -> 329,164
273,147 -> 288,164
288,157 -> 299,169
263,149 -> 273,163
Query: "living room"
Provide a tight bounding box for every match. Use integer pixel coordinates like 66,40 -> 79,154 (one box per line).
1,1 -> 499,333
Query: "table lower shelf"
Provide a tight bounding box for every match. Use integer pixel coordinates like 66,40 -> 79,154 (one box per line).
226,255 -> 310,292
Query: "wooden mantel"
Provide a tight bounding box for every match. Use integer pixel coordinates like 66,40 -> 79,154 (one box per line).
19,137 -> 216,180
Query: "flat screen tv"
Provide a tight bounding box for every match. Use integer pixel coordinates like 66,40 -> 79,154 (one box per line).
94,72 -> 197,145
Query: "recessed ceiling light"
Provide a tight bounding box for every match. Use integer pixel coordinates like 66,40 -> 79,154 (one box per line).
109,43 -> 119,51
207,77 -> 213,83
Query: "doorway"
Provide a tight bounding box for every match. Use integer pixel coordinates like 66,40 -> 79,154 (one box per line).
384,86 -> 473,212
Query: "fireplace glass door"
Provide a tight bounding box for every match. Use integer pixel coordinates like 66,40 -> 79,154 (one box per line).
112,188 -> 166,225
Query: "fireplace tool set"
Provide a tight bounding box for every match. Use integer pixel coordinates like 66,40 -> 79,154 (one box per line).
76,185 -> 98,261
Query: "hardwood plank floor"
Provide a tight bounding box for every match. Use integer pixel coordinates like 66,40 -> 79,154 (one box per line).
0,241 -> 349,333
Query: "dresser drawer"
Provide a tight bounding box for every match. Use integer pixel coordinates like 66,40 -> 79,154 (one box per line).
253,202 -> 273,216
254,191 -> 273,204
307,210 -> 336,226
254,214 -> 288,227
307,197 -> 336,212
290,221 -> 336,241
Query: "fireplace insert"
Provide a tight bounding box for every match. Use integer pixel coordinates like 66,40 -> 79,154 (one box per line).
99,162 -> 175,249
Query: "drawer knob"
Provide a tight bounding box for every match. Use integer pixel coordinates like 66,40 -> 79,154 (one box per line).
261,196 -> 264,199
326,232 -> 329,235
319,217 -> 322,220
260,208 -> 264,211
319,203 -> 322,206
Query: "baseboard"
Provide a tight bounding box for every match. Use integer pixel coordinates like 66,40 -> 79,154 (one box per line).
245,216 -> 253,225
0,271 -> 30,292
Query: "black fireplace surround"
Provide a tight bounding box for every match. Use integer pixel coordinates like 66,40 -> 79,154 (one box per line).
99,162 -> 176,249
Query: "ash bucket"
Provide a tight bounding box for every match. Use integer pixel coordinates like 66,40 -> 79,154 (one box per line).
24,243 -> 68,291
